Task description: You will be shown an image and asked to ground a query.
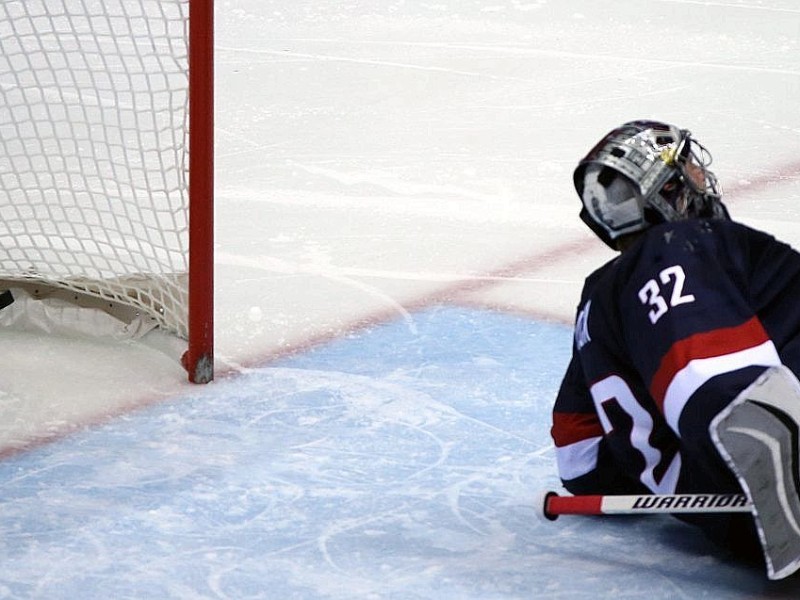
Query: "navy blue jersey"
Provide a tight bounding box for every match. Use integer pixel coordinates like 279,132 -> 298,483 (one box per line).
552,219 -> 800,502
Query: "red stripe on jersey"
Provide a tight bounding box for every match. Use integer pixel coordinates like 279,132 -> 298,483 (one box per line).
649,316 -> 770,408
551,411 -> 604,448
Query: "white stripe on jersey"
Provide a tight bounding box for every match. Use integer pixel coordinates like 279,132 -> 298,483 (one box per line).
663,340 -> 781,434
555,436 -> 601,481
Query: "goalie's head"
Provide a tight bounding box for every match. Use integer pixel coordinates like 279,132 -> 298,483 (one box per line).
574,120 -> 729,249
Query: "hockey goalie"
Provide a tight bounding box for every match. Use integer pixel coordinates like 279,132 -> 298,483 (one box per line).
551,120 -> 800,580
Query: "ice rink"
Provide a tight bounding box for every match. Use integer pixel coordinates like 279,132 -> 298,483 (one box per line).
3,0 -> 800,597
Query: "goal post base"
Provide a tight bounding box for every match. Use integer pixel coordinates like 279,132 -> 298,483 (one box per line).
0,280 -> 213,383
183,351 -> 214,384
0,285 -> 198,376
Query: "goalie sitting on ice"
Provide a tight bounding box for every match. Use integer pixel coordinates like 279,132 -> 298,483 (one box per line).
551,119 -> 800,580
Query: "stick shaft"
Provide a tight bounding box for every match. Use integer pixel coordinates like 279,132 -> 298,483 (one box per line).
543,492 -> 752,519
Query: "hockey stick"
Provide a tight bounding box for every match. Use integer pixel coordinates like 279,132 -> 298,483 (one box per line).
540,491 -> 752,521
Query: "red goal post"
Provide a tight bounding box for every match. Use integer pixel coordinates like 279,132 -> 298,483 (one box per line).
0,0 -> 214,383
186,0 -> 215,383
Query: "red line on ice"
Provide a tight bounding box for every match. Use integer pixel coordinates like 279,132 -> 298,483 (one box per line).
1,161 -> 798,458
229,159 -> 800,369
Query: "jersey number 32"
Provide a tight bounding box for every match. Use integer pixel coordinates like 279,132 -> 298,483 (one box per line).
638,265 -> 695,325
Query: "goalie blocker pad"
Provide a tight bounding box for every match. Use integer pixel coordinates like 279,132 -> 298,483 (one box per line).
710,365 -> 800,580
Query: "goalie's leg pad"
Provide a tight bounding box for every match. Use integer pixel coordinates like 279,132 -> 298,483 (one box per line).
710,365 -> 800,580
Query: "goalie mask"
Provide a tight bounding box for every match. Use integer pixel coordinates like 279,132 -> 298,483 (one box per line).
574,120 -> 729,249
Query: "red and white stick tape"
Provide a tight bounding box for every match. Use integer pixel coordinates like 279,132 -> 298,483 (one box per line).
540,491 -> 752,521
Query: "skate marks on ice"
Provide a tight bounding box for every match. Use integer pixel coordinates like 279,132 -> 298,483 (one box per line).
0,308 -> 797,598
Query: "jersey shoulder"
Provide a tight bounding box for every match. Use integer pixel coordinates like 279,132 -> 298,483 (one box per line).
613,218 -> 782,278
640,218 -> 775,254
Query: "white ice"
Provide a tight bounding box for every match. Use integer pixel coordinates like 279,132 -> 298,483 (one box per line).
2,0 -> 800,597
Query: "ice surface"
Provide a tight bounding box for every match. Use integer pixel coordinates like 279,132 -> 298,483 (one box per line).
2,0 -> 800,596
2,308 -> 795,598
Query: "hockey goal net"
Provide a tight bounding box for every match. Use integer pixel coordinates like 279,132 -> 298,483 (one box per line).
0,0 -> 214,382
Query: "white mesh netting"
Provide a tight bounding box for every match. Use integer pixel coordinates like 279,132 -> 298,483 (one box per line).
0,0 -> 190,338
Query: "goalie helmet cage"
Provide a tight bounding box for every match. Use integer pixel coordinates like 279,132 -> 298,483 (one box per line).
0,0 -> 214,383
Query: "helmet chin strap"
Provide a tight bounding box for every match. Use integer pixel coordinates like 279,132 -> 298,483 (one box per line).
643,188 -> 684,222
